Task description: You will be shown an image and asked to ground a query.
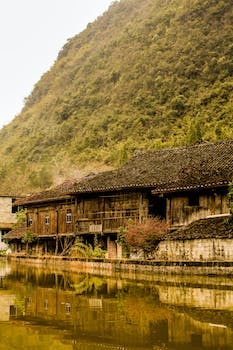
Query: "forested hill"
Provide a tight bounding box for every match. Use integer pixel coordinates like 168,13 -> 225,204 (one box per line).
0,0 -> 232,195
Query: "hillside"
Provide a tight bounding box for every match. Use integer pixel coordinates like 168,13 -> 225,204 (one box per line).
0,0 -> 232,195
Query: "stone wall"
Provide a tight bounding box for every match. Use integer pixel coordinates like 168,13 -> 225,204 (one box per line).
156,238 -> 233,261
159,283 -> 233,310
8,255 -> 233,276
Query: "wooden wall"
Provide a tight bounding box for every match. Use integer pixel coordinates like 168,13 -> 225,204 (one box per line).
27,201 -> 76,236
23,187 -> 230,258
26,188 -> 230,236
26,191 -> 149,237
166,188 -> 229,227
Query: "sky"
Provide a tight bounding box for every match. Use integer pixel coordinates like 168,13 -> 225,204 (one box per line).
0,0 -> 114,129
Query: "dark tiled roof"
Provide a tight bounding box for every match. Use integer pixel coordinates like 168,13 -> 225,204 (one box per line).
4,226 -> 26,240
16,140 -> 233,205
15,179 -> 77,205
72,140 -> 233,194
167,216 -> 233,240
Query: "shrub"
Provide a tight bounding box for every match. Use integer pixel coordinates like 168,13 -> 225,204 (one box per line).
125,217 -> 169,259
69,237 -> 106,258
21,229 -> 37,244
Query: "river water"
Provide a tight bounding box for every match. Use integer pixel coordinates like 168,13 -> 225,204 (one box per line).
1,261 -> 233,350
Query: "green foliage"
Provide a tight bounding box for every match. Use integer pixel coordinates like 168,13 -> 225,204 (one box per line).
0,0 -> 232,194
14,296 -> 26,316
0,250 -> 7,257
13,209 -> 27,228
21,229 -> 37,244
69,237 -> 106,258
12,209 -> 37,246
117,226 -> 130,257
71,275 -> 105,294
187,117 -> 203,145
28,166 -> 53,190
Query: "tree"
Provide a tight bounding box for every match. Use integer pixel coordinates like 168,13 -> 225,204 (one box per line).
28,166 -> 53,190
13,209 -> 37,253
13,209 -> 27,229
186,118 -> 203,145
21,229 -> 37,253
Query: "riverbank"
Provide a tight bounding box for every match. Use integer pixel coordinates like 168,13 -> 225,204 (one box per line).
7,254 -> 233,276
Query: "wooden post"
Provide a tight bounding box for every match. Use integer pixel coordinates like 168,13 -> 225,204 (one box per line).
44,240 -> 47,255
54,209 -> 59,255
139,193 -> 144,223
55,235 -> 59,255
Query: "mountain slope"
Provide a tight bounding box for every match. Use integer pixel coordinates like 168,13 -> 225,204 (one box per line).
0,0 -> 232,194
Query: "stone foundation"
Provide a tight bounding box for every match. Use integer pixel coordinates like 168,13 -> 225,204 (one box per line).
7,254 -> 233,276
156,238 -> 233,261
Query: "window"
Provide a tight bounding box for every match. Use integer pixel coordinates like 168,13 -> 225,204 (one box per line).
12,206 -> 18,214
28,218 -> 33,226
11,198 -> 18,213
188,193 -> 199,206
125,209 -> 131,217
45,216 -> 50,225
66,210 -> 72,223
65,302 -> 71,314
44,299 -> 48,310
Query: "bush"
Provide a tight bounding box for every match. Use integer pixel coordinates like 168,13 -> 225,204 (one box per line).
69,237 -> 106,258
125,217 -> 169,259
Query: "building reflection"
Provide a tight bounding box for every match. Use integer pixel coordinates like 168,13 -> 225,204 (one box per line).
2,266 -> 233,349
0,261 -> 15,321
0,293 -> 16,321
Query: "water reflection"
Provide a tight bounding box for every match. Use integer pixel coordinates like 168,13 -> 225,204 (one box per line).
1,260 -> 233,349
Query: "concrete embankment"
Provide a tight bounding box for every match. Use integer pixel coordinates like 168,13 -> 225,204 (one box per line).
7,254 -> 233,276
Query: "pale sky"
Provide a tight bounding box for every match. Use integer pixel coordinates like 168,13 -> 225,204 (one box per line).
0,0 -> 114,129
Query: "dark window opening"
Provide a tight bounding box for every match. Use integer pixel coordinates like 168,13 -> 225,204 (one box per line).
12,206 -> 18,214
10,305 -> 17,317
148,194 -> 166,219
188,193 -> 199,206
125,209 -> 131,217
191,333 -> 202,346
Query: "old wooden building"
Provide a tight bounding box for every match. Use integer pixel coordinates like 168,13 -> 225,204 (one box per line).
6,140 -> 233,258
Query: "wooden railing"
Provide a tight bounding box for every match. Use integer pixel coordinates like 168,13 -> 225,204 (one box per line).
75,210 -> 140,234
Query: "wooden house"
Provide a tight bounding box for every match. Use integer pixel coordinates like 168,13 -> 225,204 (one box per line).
6,140 -> 233,258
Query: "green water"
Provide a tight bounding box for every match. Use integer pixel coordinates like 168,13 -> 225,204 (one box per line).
0,261 -> 233,350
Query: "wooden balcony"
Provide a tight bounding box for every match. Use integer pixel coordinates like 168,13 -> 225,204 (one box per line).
75,210 -> 140,234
